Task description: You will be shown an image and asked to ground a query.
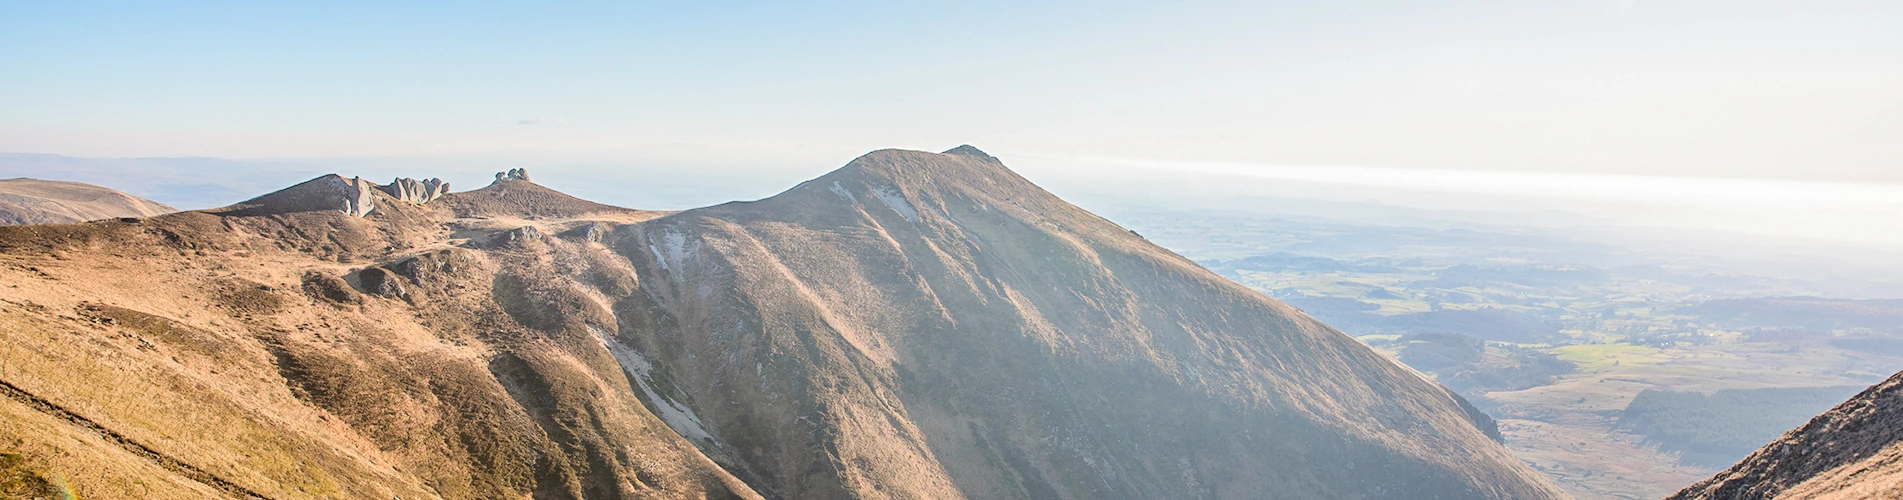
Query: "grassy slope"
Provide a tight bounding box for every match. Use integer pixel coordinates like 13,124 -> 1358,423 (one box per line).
0,183 -> 755,499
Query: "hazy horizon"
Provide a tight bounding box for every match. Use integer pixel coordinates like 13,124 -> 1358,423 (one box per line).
5,1 -> 1900,183
6,3 -> 1903,497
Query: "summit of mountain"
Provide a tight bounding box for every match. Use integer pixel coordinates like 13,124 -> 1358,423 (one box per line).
439,174 -> 647,219
0,177 -> 175,225
0,149 -> 1563,499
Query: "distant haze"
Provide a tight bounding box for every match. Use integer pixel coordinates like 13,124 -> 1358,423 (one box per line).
2,1 -> 1899,183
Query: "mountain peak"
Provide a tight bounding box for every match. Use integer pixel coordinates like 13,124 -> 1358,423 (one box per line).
212,174 -> 379,217
940,144 -> 997,162
439,173 -> 641,219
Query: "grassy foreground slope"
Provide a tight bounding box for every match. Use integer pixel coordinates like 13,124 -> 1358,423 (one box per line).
0,178 -> 755,499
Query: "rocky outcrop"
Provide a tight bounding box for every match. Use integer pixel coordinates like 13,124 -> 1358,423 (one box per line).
337,176 -> 376,217
558,222 -> 611,243
481,226 -> 542,248
493,168 -> 531,183
357,267 -> 407,298
378,177 -> 449,204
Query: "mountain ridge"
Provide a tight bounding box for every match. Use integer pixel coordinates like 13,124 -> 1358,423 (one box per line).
0,177 -> 176,225
0,146 -> 1563,499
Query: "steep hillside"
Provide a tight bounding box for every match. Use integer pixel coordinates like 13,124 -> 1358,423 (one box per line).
1669,370 -> 1903,500
606,146 -> 1558,499
0,176 -> 749,499
0,178 -> 175,225
0,148 -> 1563,499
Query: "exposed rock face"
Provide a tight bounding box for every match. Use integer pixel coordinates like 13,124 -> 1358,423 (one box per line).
378,177 -> 449,204
1671,370 -> 1903,500
338,176 -> 376,217
0,178 -> 176,225
495,168 -> 532,183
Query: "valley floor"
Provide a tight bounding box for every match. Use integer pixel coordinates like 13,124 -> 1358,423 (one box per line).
1106,207 -> 1903,499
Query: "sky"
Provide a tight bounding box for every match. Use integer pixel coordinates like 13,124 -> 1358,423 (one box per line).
3,1 -> 1900,182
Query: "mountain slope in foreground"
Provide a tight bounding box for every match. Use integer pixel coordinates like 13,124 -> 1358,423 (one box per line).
0,147 -> 1563,499
0,178 -> 176,225
1670,370 -> 1903,500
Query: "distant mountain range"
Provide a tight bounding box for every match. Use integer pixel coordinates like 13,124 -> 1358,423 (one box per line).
0,146 -> 1563,499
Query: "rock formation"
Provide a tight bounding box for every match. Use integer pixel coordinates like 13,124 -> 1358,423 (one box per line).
337,176 -> 377,217
494,168 -> 532,183
378,177 -> 449,204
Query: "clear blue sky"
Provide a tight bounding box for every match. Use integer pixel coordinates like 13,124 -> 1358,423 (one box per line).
2,1 -> 1899,181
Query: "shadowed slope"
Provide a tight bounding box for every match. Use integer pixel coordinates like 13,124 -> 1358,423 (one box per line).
0,178 -> 175,225
605,146 -> 1565,499
1670,370 -> 1903,500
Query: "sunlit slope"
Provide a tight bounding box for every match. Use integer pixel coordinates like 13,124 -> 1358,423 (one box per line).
0,179 -> 755,499
0,147 -> 1563,499
606,146 -> 1565,498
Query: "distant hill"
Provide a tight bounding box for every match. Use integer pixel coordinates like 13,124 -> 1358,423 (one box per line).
0,147 -> 1563,498
0,178 -> 175,225
1670,370 -> 1903,499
